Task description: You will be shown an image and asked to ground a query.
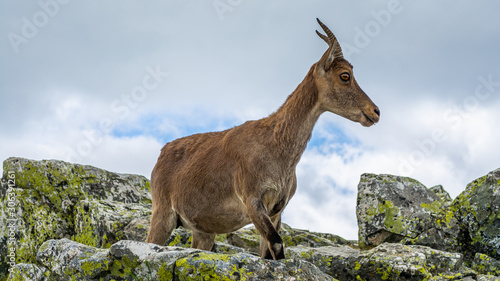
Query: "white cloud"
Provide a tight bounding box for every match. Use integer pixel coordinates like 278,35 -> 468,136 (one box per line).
76,135 -> 163,177
284,137 -> 400,239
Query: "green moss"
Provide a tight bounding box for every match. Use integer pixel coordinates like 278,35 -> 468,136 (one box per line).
356,275 -> 367,281
121,254 -> 140,269
451,172 -> 500,260
354,261 -> 362,271
4,160 -> 91,266
421,201 -> 443,214
444,210 -> 454,227
72,214 -> 98,247
144,180 -> 151,192
473,253 -> 500,275
320,255 -> 333,267
375,264 -> 394,280
14,160 -> 85,209
6,271 -> 24,281
166,229 -> 192,248
296,248 -> 315,261
81,258 -> 110,277
157,262 -> 174,281
176,253 -> 253,280
168,232 -> 183,247
63,266 -> 80,277
363,199 -> 406,236
109,258 -> 134,279
1,158 -> 155,279
215,234 -> 227,243
228,228 -> 260,249
471,175 -> 488,189
365,202 -> 382,217
381,200 -> 404,234
109,259 -> 125,277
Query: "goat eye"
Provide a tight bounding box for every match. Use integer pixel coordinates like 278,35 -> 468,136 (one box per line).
340,73 -> 350,81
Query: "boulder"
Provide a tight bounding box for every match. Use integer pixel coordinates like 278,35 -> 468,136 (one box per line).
0,157 -> 151,279
356,173 -> 459,251
73,199 -> 151,248
5,263 -> 49,281
472,253 -> 500,277
452,168 -> 500,261
175,251 -> 333,281
287,243 -> 473,281
7,238 -> 335,281
223,223 -> 352,255
2,157 -> 500,280
429,185 -> 453,205
10,238 -> 500,281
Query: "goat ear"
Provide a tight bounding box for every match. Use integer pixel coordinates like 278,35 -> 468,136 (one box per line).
317,45 -> 337,72
324,47 -> 336,70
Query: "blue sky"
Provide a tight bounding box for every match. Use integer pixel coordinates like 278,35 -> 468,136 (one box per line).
1,1 -> 500,239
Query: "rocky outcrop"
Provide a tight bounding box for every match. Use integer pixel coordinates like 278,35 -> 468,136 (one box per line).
6,238 -> 327,280
287,243 -> 472,280
0,157 -> 151,280
452,169 -> 500,262
1,157 -> 500,280
9,238 -> 331,281
356,173 -> 460,252
6,233 -> 500,281
356,169 -> 500,275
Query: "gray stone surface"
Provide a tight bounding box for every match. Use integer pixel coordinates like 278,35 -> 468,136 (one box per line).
19,238 -> 334,281
356,173 -> 460,251
288,243 -> 471,281
452,168 -> 500,261
1,157 -> 500,280
0,157 -> 151,279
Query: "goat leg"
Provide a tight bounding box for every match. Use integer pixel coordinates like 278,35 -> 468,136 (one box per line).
246,198 -> 285,260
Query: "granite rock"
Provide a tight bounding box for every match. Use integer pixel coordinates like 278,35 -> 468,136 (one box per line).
452,168 -> 500,261
0,157 -> 151,279
356,173 -> 460,252
2,158 -> 499,280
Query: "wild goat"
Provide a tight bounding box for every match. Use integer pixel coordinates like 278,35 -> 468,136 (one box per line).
147,19 -> 380,260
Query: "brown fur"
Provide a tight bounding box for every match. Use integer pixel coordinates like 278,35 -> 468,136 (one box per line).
146,20 -> 380,260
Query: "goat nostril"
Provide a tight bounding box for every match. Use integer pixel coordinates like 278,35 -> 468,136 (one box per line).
374,107 -> 380,117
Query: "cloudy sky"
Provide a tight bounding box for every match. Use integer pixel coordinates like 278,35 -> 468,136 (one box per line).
1,1 -> 499,239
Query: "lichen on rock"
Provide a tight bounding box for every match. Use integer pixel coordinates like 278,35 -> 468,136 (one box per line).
472,253 -> 500,276
288,242 -> 469,281
224,222 -> 353,256
0,157 -> 151,279
356,173 -> 460,252
17,238 -> 335,281
2,157 -> 500,280
452,168 -> 500,262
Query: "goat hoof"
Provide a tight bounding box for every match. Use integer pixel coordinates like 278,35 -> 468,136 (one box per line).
271,242 -> 285,260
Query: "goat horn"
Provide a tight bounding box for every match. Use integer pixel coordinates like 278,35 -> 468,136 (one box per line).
316,18 -> 343,59
315,30 -> 330,45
